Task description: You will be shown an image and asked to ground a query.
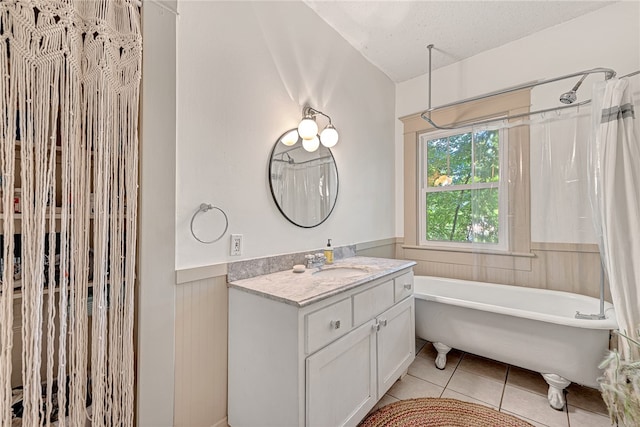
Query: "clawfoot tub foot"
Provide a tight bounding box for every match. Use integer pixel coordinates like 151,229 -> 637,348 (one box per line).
432,342 -> 451,370
541,373 -> 571,410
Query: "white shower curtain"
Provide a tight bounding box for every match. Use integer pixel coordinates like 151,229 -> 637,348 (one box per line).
589,77 -> 640,360
273,157 -> 334,226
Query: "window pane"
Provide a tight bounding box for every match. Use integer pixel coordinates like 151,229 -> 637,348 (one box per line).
426,190 -> 471,242
426,188 -> 499,243
473,130 -> 499,183
426,133 -> 472,187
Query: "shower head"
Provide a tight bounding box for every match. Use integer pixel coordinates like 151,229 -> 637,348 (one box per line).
559,91 -> 577,104
559,74 -> 588,104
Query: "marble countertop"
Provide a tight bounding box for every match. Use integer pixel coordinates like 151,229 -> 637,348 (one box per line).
228,256 -> 416,307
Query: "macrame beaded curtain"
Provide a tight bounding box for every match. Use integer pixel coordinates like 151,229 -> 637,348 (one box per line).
0,0 -> 141,425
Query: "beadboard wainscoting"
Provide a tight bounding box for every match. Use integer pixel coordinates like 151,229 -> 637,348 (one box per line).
175,270 -> 228,427
396,241 -> 609,301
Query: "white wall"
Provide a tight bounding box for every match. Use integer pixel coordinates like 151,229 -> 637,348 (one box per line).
176,1 -> 396,269
138,0 -> 177,425
395,1 -> 640,241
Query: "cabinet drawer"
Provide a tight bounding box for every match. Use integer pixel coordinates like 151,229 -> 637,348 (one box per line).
353,280 -> 394,326
306,298 -> 352,354
394,271 -> 414,302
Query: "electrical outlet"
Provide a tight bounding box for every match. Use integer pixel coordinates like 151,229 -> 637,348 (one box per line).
230,234 -> 242,256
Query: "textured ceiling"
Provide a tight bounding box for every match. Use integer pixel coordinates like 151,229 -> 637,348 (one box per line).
303,1 -> 617,83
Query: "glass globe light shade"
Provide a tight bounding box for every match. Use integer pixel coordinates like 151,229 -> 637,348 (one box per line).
320,125 -> 339,148
302,135 -> 320,152
297,115 -> 318,140
280,129 -> 299,146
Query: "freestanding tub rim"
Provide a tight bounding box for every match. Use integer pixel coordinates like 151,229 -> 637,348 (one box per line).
413,275 -> 618,330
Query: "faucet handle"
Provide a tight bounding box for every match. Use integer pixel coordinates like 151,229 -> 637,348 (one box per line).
305,254 -> 315,268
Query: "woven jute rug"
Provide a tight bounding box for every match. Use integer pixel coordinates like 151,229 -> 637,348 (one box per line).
359,398 -> 534,427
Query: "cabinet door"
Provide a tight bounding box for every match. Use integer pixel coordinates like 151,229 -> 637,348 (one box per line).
377,296 -> 415,397
306,320 -> 377,427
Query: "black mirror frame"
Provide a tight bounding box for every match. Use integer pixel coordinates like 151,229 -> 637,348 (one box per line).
268,129 -> 339,228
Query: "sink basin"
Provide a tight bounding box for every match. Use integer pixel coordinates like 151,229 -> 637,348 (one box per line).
312,267 -> 369,278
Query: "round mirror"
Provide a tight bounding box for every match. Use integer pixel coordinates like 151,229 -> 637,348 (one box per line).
269,129 -> 339,228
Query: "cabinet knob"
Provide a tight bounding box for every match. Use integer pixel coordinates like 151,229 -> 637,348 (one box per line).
330,320 -> 341,330
403,283 -> 412,290
379,319 -> 388,327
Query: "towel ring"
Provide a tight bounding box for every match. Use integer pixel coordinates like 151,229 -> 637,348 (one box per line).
190,203 -> 229,244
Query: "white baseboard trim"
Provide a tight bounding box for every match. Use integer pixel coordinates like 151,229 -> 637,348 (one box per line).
176,263 -> 227,284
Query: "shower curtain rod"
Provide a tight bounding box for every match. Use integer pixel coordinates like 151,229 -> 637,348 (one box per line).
421,45 -> 639,130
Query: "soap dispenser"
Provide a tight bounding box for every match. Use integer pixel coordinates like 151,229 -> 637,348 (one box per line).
324,239 -> 334,264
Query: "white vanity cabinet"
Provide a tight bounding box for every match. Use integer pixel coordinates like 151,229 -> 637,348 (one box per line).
228,264 -> 415,427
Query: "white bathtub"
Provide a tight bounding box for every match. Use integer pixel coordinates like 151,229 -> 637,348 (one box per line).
413,275 -> 618,410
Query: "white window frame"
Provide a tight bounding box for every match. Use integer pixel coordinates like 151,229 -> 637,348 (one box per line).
418,126 -> 509,251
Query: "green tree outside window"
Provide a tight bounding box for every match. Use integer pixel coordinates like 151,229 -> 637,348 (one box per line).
424,129 -> 500,244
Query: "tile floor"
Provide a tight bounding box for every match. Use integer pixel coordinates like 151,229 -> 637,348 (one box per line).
371,339 -> 614,427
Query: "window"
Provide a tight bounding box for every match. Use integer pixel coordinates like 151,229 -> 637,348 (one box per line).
419,127 -> 507,249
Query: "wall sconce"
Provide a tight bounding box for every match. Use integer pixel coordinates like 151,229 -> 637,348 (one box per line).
280,106 -> 339,152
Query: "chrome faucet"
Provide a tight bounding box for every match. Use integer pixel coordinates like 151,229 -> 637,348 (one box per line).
305,253 -> 326,269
